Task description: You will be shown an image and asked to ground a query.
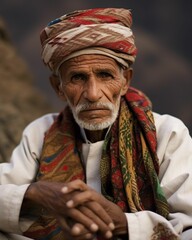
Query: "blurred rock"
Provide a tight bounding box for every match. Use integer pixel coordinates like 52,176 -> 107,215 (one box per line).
132,29 -> 192,134
0,18 -> 53,163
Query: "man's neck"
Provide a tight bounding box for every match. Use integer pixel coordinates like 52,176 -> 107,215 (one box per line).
84,129 -> 108,143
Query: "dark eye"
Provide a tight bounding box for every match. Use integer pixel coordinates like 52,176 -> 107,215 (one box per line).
98,72 -> 113,79
71,74 -> 86,82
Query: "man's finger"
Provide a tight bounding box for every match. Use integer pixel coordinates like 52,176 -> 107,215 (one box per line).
64,189 -> 115,228
66,207 -> 99,233
61,179 -> 89,194
57,216 -> 95,240
78,205 -> 113,239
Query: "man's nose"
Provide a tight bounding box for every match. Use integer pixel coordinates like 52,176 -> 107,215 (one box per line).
83,78 -> 102,102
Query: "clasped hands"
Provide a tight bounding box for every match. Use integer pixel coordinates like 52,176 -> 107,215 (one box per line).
24,179 -> 128,239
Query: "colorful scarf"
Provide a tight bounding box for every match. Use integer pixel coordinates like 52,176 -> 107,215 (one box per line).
40,8 -> 137,75
24,87 -> 169,239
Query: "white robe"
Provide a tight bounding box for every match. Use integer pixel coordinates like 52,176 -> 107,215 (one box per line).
0,112 -> 192,240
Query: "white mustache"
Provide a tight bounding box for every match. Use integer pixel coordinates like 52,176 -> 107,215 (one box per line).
75,102 -> 113,114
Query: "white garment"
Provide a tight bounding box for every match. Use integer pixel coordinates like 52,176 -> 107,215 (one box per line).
0,112 -> 192,239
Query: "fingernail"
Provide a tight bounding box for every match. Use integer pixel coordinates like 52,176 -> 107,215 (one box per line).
72,225 -> 81,235
90,223 -> 98,232
66,200 -> 73,207
61,186 -> 68,193
108,222 -> 115,230
85,233 -> 94,239
105,230 -> 113,239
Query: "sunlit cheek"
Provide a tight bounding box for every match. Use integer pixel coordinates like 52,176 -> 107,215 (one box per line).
64,85 -> 82,106
108,83 -> 123,102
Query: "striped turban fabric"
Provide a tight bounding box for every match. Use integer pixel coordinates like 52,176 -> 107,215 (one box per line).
40,8 -> 137,75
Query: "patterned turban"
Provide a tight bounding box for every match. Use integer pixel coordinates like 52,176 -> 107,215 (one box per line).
40,8 -> 137,75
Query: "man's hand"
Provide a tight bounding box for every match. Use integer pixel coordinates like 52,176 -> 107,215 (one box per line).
21,180 -> 115,239
62,179 -> 128,237
56,216 -> 96,240
56,202 -> 115,239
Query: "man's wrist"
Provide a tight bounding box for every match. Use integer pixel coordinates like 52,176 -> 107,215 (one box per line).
20,183 -> 42,218
113,213 -> 128,238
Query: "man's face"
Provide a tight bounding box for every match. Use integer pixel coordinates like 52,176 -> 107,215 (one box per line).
59,54 -> 131,130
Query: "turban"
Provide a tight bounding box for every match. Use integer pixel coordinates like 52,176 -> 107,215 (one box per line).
40,8 -> 137,75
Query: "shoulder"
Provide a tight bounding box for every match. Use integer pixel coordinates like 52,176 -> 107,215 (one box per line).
14,113 -> 60,161
153,112 -> 189,137
153,112 -> 192,167
23,113 -> 59,136
20,113 -> 59,146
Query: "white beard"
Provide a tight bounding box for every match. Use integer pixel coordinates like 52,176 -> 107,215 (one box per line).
67,97 -> 121,131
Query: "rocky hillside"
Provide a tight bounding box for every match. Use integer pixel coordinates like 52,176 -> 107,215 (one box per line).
0,18 -> 53,163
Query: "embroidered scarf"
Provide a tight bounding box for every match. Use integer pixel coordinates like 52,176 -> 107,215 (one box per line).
24,87 -> 169,240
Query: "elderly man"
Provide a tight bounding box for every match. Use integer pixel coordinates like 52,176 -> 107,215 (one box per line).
0,8 -> 192,240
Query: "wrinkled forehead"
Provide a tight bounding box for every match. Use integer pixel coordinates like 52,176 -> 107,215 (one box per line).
59,54 -> 122,75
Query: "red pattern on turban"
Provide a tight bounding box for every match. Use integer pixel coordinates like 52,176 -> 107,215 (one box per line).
40,8 -> 137,75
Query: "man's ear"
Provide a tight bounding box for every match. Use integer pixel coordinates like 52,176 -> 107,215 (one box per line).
49,74 -> 66,100
121,67 -> 133,96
